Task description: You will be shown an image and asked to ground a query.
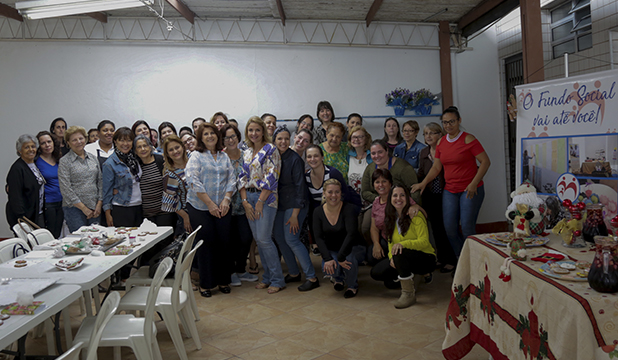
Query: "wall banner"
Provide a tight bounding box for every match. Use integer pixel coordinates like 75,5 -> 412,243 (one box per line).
515,69 -> 618,224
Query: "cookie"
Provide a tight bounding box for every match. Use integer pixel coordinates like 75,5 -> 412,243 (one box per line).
553,267 -> 570,274
14,262 -> 27,268
15,260 -> 26,264
560,263 -> 576,270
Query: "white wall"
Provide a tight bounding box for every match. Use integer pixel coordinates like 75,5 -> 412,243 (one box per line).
453,26 -> 509,223
0,36 -> 507,236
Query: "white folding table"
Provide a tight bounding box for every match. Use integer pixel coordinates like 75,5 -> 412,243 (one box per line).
0,226 -> 173,353
0,284 -> 82,359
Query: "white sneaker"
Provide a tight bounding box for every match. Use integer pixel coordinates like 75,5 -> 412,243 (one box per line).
238,272 -> 259,282
230,273 -> 241,286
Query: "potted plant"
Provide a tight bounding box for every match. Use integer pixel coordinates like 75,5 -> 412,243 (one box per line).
385,88 -> 413,116
411,88 -> 440,115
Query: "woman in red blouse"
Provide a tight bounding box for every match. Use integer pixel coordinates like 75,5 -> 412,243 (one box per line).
412,106 -> 490,258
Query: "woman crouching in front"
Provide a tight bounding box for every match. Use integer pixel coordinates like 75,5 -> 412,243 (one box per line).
371,185 -> 435,309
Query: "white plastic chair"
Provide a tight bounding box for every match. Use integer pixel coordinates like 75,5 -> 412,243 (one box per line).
0,238 -> 30,263
72,257 -> 173,360
117,240 -> 203,360
12,221 -> 33,241
26,228 -> 56,248
125,225 -> 201,321
55,342 -> 84,360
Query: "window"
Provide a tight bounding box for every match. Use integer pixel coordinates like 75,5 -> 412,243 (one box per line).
551,0 -> 592,59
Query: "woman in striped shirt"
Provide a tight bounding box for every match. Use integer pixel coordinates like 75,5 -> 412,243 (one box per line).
161,135 -> 191,234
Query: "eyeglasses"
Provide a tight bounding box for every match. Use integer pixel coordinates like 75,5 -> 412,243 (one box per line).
424,131 -> 441,136
223,135 -> 237,141
441,119 -> 457,126
402,129 -> 418,134
351,135 -> 365,141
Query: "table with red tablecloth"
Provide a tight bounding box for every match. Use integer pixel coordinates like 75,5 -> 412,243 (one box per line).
442,233 -> 618,360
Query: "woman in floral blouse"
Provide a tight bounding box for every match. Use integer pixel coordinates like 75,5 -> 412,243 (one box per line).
238,116 -> 284,294
162,135 -> 192,234
319,122 -> 349,184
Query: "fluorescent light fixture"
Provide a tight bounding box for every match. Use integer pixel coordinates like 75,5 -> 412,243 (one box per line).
15,0 -> 153,20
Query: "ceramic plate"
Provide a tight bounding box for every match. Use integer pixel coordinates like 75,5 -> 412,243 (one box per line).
485,233 -> 550,247
538,261 -> 588,282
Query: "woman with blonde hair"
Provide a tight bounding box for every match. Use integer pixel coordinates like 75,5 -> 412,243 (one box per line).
313,178 -> 364,298
238,116 -> 284,294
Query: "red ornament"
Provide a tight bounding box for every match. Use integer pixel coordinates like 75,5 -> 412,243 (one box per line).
574,230 -> 582,236
574,213 -> 582,220
563,199 -> 572,207
577,202 -> 586,210
569,205 -> 577,212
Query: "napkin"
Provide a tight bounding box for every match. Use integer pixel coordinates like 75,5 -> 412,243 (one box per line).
138,218 -> 158,232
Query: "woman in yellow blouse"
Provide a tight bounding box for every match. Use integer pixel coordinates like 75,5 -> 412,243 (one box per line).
370,185 -> 436,309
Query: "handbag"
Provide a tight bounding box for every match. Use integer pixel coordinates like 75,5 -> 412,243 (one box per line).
12,242 -> 29,258
147,232 -> 187,278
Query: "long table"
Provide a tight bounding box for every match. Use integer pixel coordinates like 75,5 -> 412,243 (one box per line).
0,284 -> 82,358
443,233 -> 618,360
0,226 -> 172,355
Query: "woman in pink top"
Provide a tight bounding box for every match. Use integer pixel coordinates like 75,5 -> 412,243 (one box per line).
412,106 -> 490,258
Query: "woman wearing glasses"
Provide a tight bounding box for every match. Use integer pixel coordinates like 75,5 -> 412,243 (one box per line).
394,120 -> 426,172
412,107 -> 490,259
416,122 -> 457,273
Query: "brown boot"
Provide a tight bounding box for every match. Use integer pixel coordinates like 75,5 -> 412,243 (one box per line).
394,276 -> 416,309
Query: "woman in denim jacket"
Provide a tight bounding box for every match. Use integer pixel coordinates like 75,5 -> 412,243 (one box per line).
102,127 -> 143,227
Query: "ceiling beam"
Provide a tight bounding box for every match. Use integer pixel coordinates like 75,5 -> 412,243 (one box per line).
458,0 -> 518,37
86,12 -> 107,23
165,0 -> 195,24
275,0 -> 286,26
0,3 -> 24,22
365,0 -> 383,27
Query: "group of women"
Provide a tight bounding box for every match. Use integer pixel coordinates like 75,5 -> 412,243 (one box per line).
6,103 -> 489,309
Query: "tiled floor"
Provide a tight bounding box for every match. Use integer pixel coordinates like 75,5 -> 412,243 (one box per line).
20,256 -> 491,359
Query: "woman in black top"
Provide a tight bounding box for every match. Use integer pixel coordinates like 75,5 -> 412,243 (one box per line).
272,126 -> 319,292
6,134 -> 46,229
313,178 -> 365,298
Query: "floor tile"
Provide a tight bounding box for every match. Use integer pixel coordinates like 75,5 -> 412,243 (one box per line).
332,310 -> 403,335
294,301 -> 360,323
329,337 -> 414,360
204,327 -> 279,356
251,313 -> 321,339
237,339 -> 323,360
216,303 -> 284,325
286,324 -> 366,353
374,321 -> 445,349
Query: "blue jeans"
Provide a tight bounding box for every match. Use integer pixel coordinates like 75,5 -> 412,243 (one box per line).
246,192 -> 285,288
322,245 -> 365,290
274,206 -> 316,280
442,184 -> 485,258
63,206 -> 101,233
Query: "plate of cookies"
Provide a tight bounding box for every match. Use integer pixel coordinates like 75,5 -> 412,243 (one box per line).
539,260 -> 590,281
485,232 -> 550,247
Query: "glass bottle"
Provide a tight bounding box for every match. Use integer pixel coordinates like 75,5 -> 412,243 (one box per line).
582,204 -> 608,243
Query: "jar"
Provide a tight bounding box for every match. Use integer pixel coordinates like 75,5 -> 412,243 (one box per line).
588,236 -> 618,293
582,204 -> 608,243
